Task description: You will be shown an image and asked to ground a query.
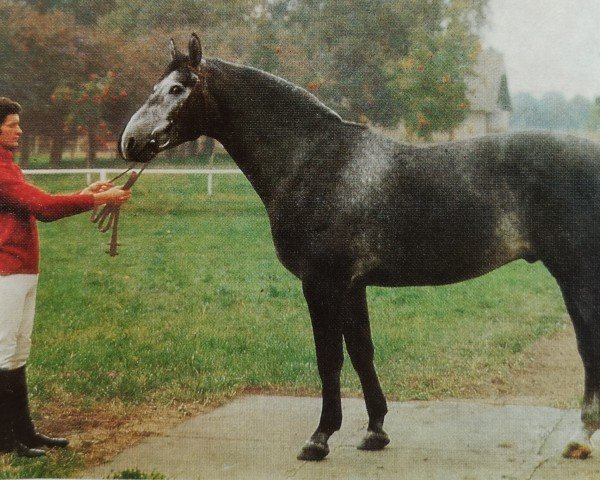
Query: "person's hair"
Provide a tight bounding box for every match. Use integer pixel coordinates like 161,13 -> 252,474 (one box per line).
0,97 -> 22,126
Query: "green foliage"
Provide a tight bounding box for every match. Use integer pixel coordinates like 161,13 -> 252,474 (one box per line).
0,3 -> 82,129
99,0 -> 253,35
283,0 -> 417,125
259,0 -> 486,130
249,18 -> 282,74
389,26 -> 474,139
51,71 -> 128,155
108,468 -> 166,479
26,0 -> 117,25
4,0 -> 490,148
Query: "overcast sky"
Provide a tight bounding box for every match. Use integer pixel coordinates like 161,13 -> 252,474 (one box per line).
482,0 -> 600,100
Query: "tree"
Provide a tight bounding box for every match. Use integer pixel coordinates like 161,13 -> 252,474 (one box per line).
512,92 -> 592,132
285,0 -> 417,125
51,71 -> 129,165
587,97 -> 600,132
510,92 -> 543,130
24,0 -> 117,25
0,2 -> 86,165
0,1 -> 153,164
257,0 -> 487,133
249,17 -> 282,74
99,0 -> 254,36
388,26 -> 475,139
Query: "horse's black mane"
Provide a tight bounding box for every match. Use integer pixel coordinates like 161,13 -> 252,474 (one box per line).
208,58 -> 364,127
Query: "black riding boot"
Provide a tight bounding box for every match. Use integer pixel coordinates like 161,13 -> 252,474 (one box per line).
9,366 -> 69,449
0,368 -> 45,457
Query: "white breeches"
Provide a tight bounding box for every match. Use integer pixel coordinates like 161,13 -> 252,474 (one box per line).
0,274 -> 38,370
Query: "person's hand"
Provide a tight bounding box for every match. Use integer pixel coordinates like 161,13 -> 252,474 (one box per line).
92,186 -> 132,206
81,181 -> 113,195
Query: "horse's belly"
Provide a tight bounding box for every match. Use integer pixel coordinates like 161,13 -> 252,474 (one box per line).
363,254 -> 519,287
354,224 -> 532,287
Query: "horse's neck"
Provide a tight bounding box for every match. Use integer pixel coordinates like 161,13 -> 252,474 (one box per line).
205,60 -> 342,205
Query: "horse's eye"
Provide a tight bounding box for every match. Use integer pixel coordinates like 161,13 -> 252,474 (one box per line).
169,85 -> 184,95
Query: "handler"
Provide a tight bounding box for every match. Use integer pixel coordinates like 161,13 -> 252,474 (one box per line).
0,97 -> 131,457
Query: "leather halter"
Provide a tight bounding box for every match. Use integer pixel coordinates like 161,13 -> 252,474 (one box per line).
189,63 -> 209,118
91,163 -> 147,256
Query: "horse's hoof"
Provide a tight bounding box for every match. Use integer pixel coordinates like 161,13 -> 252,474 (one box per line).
357,430 -> 390,451
297,440 -> 330,461
563,441 -> 592,460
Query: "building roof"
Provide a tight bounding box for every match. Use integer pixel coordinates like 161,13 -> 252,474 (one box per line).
467,48 -> 512,113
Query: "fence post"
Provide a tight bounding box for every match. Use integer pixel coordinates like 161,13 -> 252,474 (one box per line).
100,169 -> 107,182
207,172 -> 213,196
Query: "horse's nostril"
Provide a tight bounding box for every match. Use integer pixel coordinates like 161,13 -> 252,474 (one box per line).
126,137 -> 136,153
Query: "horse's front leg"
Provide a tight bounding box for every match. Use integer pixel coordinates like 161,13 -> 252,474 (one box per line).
297,280 -> 345,461
343,286 -> 390,451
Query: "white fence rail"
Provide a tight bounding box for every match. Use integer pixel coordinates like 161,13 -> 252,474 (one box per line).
22,168 -> 243,196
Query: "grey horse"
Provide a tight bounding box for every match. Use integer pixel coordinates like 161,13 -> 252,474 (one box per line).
121,34 -> 600,461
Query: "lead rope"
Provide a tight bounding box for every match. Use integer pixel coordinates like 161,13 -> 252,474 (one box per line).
91,163 -> 147,256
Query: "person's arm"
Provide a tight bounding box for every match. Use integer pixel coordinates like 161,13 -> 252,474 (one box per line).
0,176 -> 130,222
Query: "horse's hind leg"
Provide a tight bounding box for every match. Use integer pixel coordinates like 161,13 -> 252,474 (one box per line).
343,286 -> 389,451
556,279 -> 600,459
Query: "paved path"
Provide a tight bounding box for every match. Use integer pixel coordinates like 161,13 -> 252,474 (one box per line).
84,395 -> 600,480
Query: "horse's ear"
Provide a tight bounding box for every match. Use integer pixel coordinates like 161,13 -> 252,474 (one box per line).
188,33 -> 203,69
169,38 -> 181,62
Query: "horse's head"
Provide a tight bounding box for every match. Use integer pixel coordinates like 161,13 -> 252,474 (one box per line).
120,34 -> 207,162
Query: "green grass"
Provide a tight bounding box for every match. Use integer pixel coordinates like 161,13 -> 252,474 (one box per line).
3,172 -> 569,477
107,468 -> 166,479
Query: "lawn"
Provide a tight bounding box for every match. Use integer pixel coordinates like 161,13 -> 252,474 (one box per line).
1,171 -> 569,477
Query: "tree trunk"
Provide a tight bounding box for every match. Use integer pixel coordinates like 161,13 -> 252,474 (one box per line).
50,134 -> 65,167
87,123 -> 97,166
19,134 -> 30,167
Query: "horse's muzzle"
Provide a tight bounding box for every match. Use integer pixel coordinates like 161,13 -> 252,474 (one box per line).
121,136 -> 159,163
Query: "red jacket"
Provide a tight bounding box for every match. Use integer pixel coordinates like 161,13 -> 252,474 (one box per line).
0,147 -> 95,275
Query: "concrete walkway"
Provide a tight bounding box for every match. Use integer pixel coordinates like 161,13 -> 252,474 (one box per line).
84,395 -> 600,480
